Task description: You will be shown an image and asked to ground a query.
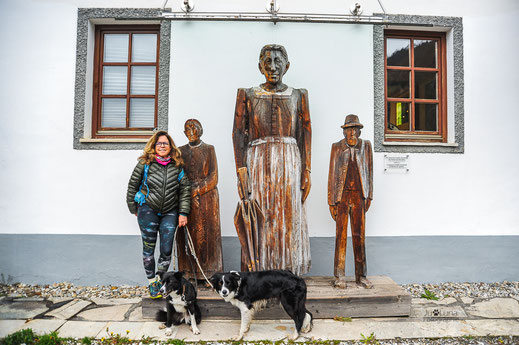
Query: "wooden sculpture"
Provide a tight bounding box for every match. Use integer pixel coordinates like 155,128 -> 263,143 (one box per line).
328,114 -> 373,289
177,119 -> 223,279
232,44 -> 312,276
234,167 -> 264,272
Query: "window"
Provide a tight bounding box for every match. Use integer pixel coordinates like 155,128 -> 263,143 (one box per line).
92,25 -> 160,138
374,15 -> 464,154
384,30 -> 446,142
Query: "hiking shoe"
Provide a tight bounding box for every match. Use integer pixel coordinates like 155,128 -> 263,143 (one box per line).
148,280 -> 162,299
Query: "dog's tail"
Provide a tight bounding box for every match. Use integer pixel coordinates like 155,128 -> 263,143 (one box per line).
155,309 -> 167,323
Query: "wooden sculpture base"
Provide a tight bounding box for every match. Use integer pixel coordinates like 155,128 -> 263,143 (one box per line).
142,276 -> 411,319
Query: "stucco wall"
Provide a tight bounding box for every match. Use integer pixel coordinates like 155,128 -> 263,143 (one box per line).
0,0 -> 518,237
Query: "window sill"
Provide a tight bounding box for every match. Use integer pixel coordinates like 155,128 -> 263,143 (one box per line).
80,138 -> 149,143
383,141 -> 459,147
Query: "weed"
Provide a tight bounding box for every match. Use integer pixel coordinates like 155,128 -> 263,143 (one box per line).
103,328 -> 133,345
333,316 -> 352,322
420,288 -> 439,300
36,332 -> 60,345
0,328 -> 35,345
136,336 -> 155,345
360,332 -> 379,345
81,337 -> 92,345
165,339 -> 185,345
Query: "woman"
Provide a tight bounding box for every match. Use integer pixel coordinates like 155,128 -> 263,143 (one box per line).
178,119 -> 223,279
126,131 -> 191,298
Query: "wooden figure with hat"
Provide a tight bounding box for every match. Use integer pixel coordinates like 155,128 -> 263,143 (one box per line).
328,114 -> 373,289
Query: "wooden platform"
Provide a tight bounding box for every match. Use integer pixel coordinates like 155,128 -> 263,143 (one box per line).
142,276 -> 411,319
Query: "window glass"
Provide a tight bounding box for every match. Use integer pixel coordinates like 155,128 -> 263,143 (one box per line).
102,66 -> 127,95
101,99 -> 126,128
387,70 -> 410,98
132,34 -> 157,62
130,66 -> 156,95
130,99 -> 155,128
415,71 -> 437,99
414,39 -> 437,68
386,38 -> 410,67
387,102 -> 410,130
104,34 -> 129,63
415,104 -> 437,131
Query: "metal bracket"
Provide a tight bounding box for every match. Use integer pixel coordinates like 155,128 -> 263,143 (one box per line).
266,0 -> 280,14
350,3 -> 363,16
181,0 -> 194,13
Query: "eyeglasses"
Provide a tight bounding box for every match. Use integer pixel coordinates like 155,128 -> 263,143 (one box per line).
156,141 -> 170,147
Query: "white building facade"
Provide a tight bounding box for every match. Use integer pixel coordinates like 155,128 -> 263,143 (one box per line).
0,0 -> 518,285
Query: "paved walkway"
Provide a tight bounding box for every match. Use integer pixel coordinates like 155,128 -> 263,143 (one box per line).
1,295 -> 519,341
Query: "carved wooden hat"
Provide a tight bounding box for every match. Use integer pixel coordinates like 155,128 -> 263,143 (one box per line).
341,114 -> 364,129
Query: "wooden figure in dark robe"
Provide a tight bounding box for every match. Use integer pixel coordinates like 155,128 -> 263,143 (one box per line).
178,119 -> 223,279
328,114 -> 373,289
232,44 -> 312,276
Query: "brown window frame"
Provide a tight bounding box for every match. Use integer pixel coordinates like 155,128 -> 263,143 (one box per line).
384,30 -> 447,143
92,25 -> 160,139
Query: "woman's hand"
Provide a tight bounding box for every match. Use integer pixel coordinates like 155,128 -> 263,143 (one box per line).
179,215 -> 188,227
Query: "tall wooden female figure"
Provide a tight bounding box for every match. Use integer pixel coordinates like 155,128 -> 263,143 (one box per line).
178,119 -> 223,279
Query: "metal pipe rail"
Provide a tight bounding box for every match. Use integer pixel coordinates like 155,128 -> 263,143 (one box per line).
160,10 -> 388,25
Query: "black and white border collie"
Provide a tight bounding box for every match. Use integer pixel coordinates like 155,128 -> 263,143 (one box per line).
210,270 -> 313,340
155,271 -> 201,336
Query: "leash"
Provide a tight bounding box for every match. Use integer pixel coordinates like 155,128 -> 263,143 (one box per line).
172,225 -> 214,289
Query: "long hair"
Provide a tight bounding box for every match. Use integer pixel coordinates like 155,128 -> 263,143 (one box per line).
138,131 -> 183,166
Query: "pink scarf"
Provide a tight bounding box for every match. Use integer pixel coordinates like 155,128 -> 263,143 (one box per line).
155,155 -> 172,166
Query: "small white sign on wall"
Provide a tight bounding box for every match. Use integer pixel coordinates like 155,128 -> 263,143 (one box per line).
384,154 -> 410,173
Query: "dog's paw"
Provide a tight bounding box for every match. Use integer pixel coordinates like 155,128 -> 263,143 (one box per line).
301,323 -> 313,333
158,323 -> 166,330
288,331 -> 300,341
301,313 -> 313,333
192,327 -> 200,335
164,328 -> 173,337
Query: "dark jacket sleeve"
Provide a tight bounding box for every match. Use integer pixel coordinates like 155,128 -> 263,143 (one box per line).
178,167 -> 192,216
126,162 -> 145,214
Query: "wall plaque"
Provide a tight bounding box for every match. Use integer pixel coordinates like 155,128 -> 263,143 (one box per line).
384,154 -> 409,173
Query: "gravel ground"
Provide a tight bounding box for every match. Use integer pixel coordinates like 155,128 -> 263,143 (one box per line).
0,282 -> 148,299
401,281 -> 519,299
1,281 -> 518,299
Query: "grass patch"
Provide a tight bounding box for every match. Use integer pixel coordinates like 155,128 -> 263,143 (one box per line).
333,316 -> 352,322
360,332 -> 379,345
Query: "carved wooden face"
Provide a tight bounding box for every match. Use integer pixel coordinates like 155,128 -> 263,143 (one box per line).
259,50 -> 289,85
184,122 -> 201,143
344,127 -> 361,147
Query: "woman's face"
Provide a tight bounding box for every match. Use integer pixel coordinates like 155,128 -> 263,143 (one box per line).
155,135 -> 171,157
